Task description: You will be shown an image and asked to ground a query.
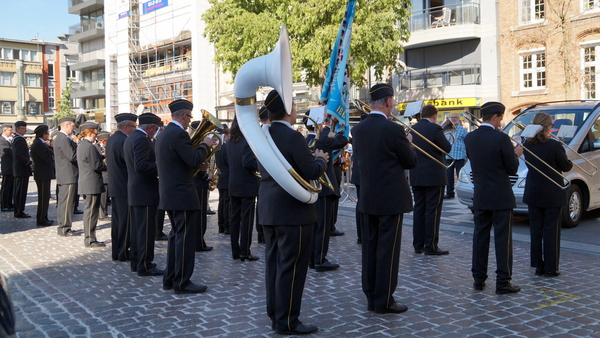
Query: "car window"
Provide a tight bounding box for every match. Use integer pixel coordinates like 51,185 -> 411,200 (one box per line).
505,108 -> 592,144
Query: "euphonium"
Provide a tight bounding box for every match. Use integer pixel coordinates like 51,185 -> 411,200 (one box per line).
191,109 -> 223,176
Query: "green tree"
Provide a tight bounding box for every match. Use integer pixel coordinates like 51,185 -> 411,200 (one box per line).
202,0 -> 411,87
55,78 -> 76,120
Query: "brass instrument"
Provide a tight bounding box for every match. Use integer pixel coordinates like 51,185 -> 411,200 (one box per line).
441,116 -> 456,145
191,109 -> 223,176
340,150 -> 351,172
299,114 -> 335,191
207,156 -> 220,191
464,111 -> 570,189
514,121 -> 597,177
352,98 -> 456,170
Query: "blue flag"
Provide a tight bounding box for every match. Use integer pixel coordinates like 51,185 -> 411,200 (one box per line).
320,0 -> 356,160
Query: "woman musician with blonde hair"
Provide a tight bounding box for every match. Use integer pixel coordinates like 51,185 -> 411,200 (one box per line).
523,112 -> 573,277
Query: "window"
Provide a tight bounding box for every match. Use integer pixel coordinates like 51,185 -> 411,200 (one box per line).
3,49 -> 11,59
30,51 -> 38,62
520,50 -> 546,90
0,72 -> 14,86
583,44 -> 600,99
2,102 -> 12,114
25,74 -> 41,87
48,64 -> 54,79
27,102 -> 40,116
48,87 -> 55,109
66,65 -> 76,79
521,0 -> 545,24
583,0 -> 600,11
21,50 -> 29,61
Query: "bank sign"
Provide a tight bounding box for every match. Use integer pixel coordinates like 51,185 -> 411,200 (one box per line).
398,97 -> 482,111
143,0 -> 169,14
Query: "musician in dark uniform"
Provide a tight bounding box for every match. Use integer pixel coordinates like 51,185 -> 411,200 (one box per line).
96,131 -> 109,219
350,113 -> 368,244
228,117 -> 260,261
190,120 -> 213,252
523,112 -> 572,277
464,101 -> 521,294
124,113 -> 165,276
309,116 -> 347,271
55,117 -> 82,237
77,122 -> 107,247
259,90 -> 328,335
410,104 -> 452,255
0,125 -> 14,212
156,99 -> 216,294
12,121 -> 32,218
106,113 -> 137,260
255,107 -> 270,244
351,83 -> 417,314
215,126 -> 230,234
30,125 -> 55,226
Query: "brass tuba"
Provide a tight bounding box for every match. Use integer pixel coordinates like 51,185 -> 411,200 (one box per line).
190,109 -> 223,176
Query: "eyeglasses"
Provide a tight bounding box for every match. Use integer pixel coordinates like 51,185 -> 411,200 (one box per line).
185,114 -> 193,119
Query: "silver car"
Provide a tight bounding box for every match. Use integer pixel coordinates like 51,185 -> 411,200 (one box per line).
456,101 -> 600,228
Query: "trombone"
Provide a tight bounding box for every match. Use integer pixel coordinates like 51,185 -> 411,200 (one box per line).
352,99 -> 456,169
463,111 -> 570,189
441,116 -> 457,145
514,121 -> 597,177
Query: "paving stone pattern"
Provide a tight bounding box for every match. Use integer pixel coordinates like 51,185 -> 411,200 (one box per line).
1,181 -> 600,337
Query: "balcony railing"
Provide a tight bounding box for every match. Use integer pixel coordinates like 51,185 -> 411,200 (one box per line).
79,50 -> 105,63
69,17 -> 104,35
68,0 -> 85,7
74,80 -> 105,92
409,2 -> 480,32
400,64 -> 481,90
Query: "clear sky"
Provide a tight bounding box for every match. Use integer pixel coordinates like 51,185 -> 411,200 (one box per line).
0,0 -> 76,42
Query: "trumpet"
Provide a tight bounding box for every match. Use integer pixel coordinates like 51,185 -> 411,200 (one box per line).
440,116 -> 456,145
352,99 -> 455,169
299,114 -> 335,191
514,121 -> 597,177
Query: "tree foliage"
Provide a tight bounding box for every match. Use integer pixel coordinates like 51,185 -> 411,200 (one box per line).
55,78 -> 76,119
202,0 -> 412,88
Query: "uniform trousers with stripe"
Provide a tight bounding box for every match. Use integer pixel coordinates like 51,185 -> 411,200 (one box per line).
163,210 -> 198,291
83,194 -> 101,246
35,179 -> 51,224
13,176 -> 29,217
361,214 -> 404,312
312,195 -> 335,265
411,186 -> 445,252
472,209 -> 513,287
156,209 -> 166,238
0,174 -> 14,209
57,184 -> 77,235
217,188 -> 230,233
528,206 -> 562,273
110,197 -> 130,261
195,187 -> 209,251
355,185 -> 364,242
229,196 -> 255,258
130,205 -> 158,273
264,223 -> 313,332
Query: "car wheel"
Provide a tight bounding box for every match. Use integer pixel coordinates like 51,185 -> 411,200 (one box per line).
562,185 -> 582,228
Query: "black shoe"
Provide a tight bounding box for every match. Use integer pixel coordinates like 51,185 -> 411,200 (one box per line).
1,207 -> 14,212
444,194 -> 455,199
74,209 -> 84,215
535,268 -> 544,276
155,233 -> 168,241
174,283 -> 208,294
59,230 -> 82,237
207,209 -> 216,215
414,248 -> 424,254
424,248 -> 449,256
276,323 -> 318,335
496,283 -> 521,294
224,229 -> 230,235
257,234 -> 265,244
37,220 -> 54,227
374,302 -> 408,314
314,261 -> 340,272
473,281 -> 485,291
544,271 -> 561,277
87,241 -> 106,248
163,284 -> 173,290
240,254 -> 259,262
196,246 -> 213,252
330,230 -> 345,236
232,255 -> 240,260
218,228 -> 225,234
15,213 -> 31,218
138,267 -> 165,276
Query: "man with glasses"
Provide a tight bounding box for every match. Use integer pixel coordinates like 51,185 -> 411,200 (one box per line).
106,113 -> 138,261
12,121 -> 32,218
156,99 -> 217,294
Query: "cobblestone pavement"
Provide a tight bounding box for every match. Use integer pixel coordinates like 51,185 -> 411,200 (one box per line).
1,180 -> 600,337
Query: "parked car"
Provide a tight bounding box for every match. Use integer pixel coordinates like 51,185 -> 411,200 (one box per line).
456,101 -> 600,228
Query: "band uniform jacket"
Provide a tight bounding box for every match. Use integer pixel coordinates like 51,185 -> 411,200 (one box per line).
258,122 -> 327,225
30,138 -> 55,181
214,142 -> 229,190
12,134 -> 32,177
351,113 -> 417,215
523,139 -> 573,208
76,138 -> 106,195
313,126 -> 348,197
124,129 -> 159,206
105,131 -> 128,198
0,136 -> 12,175
155,122 -> 209,211
54,132 -> 79,184
409,119 -> 451,186
464,125 -> 519,210
228,138 -> 259,198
